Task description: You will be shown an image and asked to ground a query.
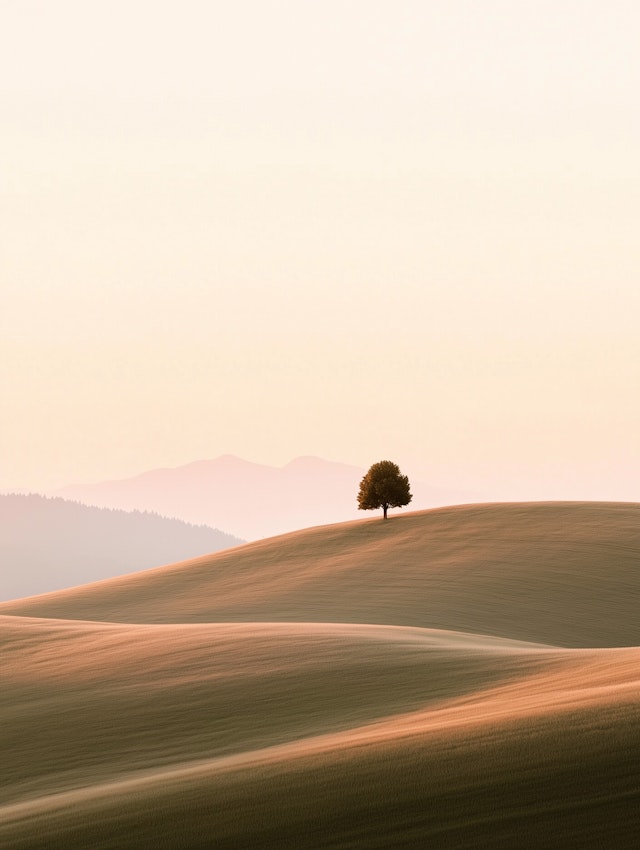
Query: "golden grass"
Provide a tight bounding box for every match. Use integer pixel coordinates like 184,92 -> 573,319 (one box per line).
3,502 -> 639,646
2,502 -> 640,848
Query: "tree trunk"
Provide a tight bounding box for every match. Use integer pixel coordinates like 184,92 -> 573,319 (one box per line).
383,504 -> 388,519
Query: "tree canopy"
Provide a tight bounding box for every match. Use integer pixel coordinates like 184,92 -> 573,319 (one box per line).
357,460 -> 412,520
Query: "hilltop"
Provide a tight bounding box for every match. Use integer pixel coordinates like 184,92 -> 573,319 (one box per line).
3,501 -> 639,647
52,454 -> 469,540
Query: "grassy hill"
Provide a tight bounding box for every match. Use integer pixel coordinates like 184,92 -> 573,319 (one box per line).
3,502 -> 639,647
2,502 -> 640,848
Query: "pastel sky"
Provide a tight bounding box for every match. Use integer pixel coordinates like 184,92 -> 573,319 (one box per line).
2,0 -> 639,501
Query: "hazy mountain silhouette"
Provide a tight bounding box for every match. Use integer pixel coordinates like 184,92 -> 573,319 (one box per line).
54,455 -> 469,540
0,494 -> 242,602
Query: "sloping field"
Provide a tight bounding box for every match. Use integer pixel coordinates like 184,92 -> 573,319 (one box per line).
1,503 -> 640,848
3,502 -> 639,646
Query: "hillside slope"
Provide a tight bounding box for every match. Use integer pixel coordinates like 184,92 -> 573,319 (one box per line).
1,615 -> 640,848
3,502 -> 639,647
0,616 -> 554,809
3,502 -> 640,849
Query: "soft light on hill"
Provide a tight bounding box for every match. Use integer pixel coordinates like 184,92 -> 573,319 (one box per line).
3,502 -> 639,647
3,501 -> 640,848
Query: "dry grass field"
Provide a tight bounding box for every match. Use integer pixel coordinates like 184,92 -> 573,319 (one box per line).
1,502 -> 640,848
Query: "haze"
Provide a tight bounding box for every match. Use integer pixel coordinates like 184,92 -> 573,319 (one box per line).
2,1 -> 639,500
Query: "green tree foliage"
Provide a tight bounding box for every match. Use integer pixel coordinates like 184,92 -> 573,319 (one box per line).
357,460 -> 412,520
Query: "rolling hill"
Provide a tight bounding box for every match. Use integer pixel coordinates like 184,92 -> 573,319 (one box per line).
4,501 -> 639,647
2,501 -> 640,848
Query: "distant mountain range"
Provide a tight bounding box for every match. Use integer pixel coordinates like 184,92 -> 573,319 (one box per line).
53,455 -> 470,540
0,494 -> 242,602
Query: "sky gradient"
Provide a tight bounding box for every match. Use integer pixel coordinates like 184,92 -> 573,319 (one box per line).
2,1 -> 639,501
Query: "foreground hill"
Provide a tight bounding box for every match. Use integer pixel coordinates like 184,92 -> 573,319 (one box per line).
2,618 -> 640,847
3,502 -> 639,647
2,502 -> 640,848
0,494 -> 242,601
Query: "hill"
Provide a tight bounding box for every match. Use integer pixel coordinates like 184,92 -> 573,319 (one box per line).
3,502 -> 639,647
0,494 -> 242,601
2,501 -> 640,848
52,454 -> 469,540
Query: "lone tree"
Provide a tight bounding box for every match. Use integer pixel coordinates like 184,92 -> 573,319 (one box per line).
357,460 -> 412,520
